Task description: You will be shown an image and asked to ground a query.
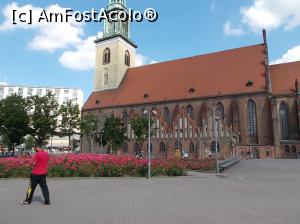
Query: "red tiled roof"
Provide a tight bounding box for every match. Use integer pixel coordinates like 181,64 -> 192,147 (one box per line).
83,44 -> 267,110
270,61 -> 300,95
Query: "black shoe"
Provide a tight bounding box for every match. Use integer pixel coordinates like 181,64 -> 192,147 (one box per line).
44,201 -> 50,205
20,201 -> 30,205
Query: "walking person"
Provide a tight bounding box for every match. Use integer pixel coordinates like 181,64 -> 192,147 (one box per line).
20,147 -> 50,205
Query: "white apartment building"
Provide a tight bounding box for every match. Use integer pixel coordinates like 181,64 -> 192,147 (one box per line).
0,82 -> 84,148
0,82 -> 83,108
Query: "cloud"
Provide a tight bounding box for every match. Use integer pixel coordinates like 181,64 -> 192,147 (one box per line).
59,32 -> 102,71
0,2 -> 39,31
135,54 -> 158,67
59,46 -> 157,71
241,0 -> 300,32
29,23 -> 83,52
224,21 -> 245,36
59,32 -> 156,71
0,2 -> 84,52
271,45 -> 300,64
150,60 -> 158,64
0,2 -> 157,71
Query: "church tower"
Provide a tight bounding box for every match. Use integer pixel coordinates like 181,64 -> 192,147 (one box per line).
93,0 -> 137,91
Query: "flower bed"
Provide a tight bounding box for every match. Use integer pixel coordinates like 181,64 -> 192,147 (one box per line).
0,154 -> 214,178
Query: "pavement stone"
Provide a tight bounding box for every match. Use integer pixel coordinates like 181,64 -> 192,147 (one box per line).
0,159 -> 299,224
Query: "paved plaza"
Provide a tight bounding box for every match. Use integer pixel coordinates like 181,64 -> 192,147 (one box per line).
0,159 -> 299,224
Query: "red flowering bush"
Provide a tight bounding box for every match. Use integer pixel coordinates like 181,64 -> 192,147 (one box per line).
0,154 -> 214,178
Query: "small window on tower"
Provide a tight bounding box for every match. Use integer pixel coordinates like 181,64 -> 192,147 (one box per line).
104,73 -> 108,86
103,69 -> 108,86
103,48 -> 111,65
246,80 -> 254,87
125,50 -> 130,67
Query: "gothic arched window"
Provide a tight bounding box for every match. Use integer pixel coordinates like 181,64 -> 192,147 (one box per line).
147,143 -> 153,153
247,99 -> 258,144
104,73 -> 108,86
279,102 -> 289,140
199,104 -> 207,127
216,102 -> 224,119
159,142 -> 166,152
123,143 -> 128,154
122,23 -> 127,36
173,104 -> 179,120
189,142 -> 195,153
163,107 -> 171,125
122,110 -> 128,126
186,105 -> 194,119
103,48 -> 111,65
285,145 -> 290,153
230,99 -> 239,133
125,50 -> 130,67
175,140 -> 182,149
134,142 -> 140,153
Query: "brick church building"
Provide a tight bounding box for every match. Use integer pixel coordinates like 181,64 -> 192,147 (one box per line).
81,0 -> 300,159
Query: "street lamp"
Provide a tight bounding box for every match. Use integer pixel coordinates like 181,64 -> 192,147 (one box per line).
100,130 -> 104,153
0,125 -> 7,147
248,129 -> 252,159
90,122 -> 96,154
236,132 -> 241,157
215,116 -> 220,173
143,109 -> 157,179
176,127 -> 183,151
0,126 -> 5,146
229,126 -> 233,157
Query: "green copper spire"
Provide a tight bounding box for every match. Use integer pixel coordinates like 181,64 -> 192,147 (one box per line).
108,0 -> 127,9
103,0 -> 130,39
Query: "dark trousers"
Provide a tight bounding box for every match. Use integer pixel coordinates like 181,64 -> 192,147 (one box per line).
25,173 -> 50,203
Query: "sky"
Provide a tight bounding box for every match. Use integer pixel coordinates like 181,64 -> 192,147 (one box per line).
0,0 -> 300,101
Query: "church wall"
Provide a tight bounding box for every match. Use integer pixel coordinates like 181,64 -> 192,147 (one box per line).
279,142 -> 300,159
237,95 -> 273,146
270,96 -> 300,142
82,93 -> 279,159
279,97 -> 299,140
83,0 -> 299,160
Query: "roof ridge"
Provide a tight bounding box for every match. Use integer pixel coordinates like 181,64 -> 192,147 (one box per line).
271,60 -> 300,66
131,43 -> 264,70
83,42 -> 267,110
92,88 -> 120,93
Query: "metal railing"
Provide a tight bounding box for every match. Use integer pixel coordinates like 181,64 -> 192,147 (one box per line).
218,157 -> 240,173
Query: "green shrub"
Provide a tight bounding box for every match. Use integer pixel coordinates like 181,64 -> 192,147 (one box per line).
136,165 -> 148,177
48,165 -> 65,177
166,166 -> 184,176
11,167 -> 31,178
77,163 -> 94,177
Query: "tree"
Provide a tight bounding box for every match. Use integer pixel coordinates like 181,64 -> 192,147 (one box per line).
71,138 -> 80,150
27,93 -> 59,147
99,115 -> 127,154
129,115 -> 155,151
80,113 -> 98,153
59,101 -> 81,151
0,94 -> 29,155
24,135 -> 36,152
